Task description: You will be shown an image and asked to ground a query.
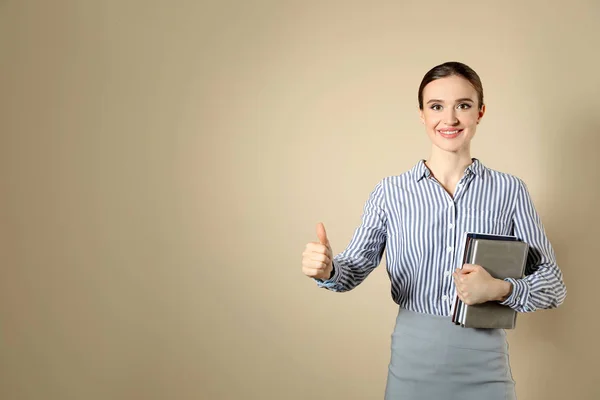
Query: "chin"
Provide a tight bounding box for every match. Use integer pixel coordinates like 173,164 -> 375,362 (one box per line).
432,140 -> 467,153
428,131 -> 472,153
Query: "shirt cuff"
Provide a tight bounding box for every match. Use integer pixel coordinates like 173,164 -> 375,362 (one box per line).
499,277 -> 530,309
313,260 -> 341,289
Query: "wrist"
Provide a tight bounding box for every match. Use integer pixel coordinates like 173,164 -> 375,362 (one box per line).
494,279 -> 512,302
317,263 -> 333,281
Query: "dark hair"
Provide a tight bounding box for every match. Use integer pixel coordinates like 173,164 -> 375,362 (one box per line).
418,61 -> 484,110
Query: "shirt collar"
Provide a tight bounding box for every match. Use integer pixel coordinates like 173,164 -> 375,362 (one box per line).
412,158 -> 485,182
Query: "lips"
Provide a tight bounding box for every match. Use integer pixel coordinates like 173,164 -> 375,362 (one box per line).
437,129 -> 463,139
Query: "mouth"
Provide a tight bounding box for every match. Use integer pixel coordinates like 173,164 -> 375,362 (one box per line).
437,129 -> 463,139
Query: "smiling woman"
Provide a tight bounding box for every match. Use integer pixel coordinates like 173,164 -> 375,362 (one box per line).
418,63 -> 485,161
301,61 -> 567,400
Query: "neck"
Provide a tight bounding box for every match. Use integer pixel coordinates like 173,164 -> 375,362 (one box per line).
425,147 -> 473,185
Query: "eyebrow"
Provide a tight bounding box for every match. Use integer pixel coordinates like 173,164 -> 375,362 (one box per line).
426,98 -> 475,104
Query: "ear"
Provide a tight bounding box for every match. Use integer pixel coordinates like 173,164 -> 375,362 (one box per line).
418,107 -> 425,124
477,104 -> 486,124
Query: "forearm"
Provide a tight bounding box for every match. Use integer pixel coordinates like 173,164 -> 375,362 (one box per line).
508,179 -> 567,313
313,179 -> 388,292
497,265 -> 566,313
491,279 -> 512,302
314,255 -> 380,292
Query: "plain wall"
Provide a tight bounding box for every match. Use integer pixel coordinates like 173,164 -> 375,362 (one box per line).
1,1 -> 599,399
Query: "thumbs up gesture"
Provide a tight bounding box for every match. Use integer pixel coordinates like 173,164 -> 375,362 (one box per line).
302,222 -> 334,280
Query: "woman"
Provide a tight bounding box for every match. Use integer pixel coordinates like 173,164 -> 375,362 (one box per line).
301,61 -> 567,400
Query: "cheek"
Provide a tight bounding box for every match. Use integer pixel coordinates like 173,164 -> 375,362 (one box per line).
460,111 -> 480,124
425,122 -> 438,134
423,115 -> 440,129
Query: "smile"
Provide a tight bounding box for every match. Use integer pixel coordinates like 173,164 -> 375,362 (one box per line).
437,129 -> 463,138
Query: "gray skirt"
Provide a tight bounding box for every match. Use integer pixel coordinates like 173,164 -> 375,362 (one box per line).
385,307 -> 516,400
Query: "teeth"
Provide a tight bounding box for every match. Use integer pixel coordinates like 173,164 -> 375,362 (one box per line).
440,130 -> 459,134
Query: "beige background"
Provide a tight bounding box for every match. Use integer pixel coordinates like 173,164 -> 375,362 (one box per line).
1,1 -> 599,399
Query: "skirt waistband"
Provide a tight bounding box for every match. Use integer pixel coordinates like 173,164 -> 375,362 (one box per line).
393,307 -> 508,353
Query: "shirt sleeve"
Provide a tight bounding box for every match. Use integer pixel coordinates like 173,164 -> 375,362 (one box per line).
499,179 -> 567,312
313,179 -> 388,292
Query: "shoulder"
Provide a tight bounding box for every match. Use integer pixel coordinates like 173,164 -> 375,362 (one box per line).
380,168 -> 417,188
382,172 -> 411,184
480,164 -> 527,189
372,172 -> 415,201
363,170 -> 414,207
478,164 -> 535,206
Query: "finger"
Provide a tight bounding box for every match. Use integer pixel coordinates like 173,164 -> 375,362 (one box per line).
461,264 -> 478,273
304,259 -> 328,269
302,252 -> 331,265
316,222 -> 330,246
302,266 -> 324,277
311,254 -> 332,265
302,265 -> 321,273
305,242 -> 329,254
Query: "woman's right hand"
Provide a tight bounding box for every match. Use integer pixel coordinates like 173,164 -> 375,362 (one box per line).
302,222 -> 334,280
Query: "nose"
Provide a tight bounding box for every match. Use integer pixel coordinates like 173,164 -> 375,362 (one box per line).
444,108 -> 459,125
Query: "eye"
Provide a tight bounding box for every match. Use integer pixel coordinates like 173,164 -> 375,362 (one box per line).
429,104 -> 442,111
457,103 -> 472,110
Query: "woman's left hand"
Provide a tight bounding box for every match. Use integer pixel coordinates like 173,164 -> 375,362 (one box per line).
452,264 -> 505,305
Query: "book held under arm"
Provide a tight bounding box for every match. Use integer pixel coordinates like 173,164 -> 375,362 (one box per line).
451,233 -> 529,329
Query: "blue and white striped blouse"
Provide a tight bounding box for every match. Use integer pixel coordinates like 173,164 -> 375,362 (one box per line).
316,158 -> 567,316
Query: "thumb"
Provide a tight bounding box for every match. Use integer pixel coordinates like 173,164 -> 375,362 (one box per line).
316,222 -> 330,246
460,264 -> 478,273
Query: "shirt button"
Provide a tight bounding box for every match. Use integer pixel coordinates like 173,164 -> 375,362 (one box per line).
446,246 -> 453,253
448,223 -> 454,229
442,295 -> 449,301
444,271 -> 451,277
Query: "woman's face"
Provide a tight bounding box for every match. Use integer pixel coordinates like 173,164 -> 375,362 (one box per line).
419,75 -> 485,154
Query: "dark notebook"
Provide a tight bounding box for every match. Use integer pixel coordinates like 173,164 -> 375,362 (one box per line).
451,233 -> 528,329
451,233 -> 519,326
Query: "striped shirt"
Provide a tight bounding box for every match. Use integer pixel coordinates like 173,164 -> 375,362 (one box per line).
316,158 -> 567,316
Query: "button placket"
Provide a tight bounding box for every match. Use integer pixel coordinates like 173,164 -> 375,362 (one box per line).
446,201 -> 458,303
